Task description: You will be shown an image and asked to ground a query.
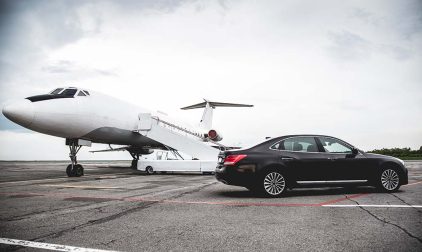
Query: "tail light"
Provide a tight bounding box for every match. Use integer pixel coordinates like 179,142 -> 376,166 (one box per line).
224,154 -> 247,165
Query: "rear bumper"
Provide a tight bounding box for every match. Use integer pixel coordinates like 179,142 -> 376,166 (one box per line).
215,166 -> 256,187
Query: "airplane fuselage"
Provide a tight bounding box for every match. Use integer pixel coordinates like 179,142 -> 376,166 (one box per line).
3,88 -> 166,148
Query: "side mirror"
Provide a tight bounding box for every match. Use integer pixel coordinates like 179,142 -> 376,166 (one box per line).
352,148 -> 359,155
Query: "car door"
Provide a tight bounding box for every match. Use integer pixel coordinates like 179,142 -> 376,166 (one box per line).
316,136 -> 368,181
274,136 -> 331,183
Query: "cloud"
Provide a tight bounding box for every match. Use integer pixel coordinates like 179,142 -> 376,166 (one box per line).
0,0 -> 421,160
349,1 -> 422,40
326,30 -> 372,60
326,30 -> 413,61
41,60 -> 118,77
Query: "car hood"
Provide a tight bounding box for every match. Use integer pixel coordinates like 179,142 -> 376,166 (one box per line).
363,153 -> 393,159
363,153 -> 405,165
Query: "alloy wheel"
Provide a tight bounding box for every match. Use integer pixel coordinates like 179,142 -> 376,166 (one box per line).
263,172 -> 286,196
381,169 -> 399,191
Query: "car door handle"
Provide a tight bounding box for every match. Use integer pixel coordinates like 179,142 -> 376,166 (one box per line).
281,157 -> 294,160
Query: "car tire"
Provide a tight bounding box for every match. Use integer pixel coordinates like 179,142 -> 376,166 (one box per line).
260,170 -> 287,197
378,167 -> 400,192
146,166 -> 154,175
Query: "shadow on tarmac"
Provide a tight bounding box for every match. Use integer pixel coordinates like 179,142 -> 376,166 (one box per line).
216,186 -> 407,199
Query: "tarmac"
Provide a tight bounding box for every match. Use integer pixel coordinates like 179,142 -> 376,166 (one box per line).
0,160 -> 421,251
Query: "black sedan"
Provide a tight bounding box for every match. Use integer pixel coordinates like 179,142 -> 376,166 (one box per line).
215,135 -> 408,197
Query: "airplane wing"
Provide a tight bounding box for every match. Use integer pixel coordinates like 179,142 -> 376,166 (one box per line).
181,99 -> 253,110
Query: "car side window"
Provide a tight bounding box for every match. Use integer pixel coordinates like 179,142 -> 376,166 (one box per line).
318,137 -> 352,153
272,137 -> 319,153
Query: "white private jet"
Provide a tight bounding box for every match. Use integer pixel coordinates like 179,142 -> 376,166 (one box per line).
2,87 -> 252,177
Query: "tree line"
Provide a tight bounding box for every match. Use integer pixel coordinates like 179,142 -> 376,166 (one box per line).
369,146 -> 422,159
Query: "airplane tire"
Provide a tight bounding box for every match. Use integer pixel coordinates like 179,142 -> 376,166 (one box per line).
74,164 -> 84,177
146,166 -> 154,175
66,164 -> 73,177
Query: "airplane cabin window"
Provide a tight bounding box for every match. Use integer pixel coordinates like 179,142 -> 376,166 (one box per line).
61,89 -> 77,97
77,91 -> 86,96
50,88 -> 64,95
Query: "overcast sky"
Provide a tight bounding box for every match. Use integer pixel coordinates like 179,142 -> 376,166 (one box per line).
0,0 -> 421,160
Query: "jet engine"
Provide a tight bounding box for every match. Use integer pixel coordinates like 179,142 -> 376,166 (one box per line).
207,129 -> 223,142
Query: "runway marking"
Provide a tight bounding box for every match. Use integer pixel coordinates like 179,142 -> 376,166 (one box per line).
0,237 -> 118,252
316,193 -> 369,206
39,184 -> 122,189
133,198 -> 321,207
322,204 -> 422,208
317,180 -> 422,206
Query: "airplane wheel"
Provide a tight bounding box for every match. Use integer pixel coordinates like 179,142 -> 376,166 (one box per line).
74,164 -> 84,177
66,164 -> 73,177
146,166 -> 154,175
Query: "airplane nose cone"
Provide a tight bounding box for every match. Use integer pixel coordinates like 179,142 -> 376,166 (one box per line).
2,99 -> 34,127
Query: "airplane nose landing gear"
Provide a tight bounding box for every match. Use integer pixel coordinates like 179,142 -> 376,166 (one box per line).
65,139 -> 91,177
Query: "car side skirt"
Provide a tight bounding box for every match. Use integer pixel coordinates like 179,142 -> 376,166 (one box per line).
297,180 -> 368,185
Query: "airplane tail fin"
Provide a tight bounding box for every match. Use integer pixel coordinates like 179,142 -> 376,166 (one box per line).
181,99 -> 253,130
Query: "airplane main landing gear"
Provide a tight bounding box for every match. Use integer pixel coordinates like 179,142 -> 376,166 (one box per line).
65,139 -> 91,177
66,164 -> 83,177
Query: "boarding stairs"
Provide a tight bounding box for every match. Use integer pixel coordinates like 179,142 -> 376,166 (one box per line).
134,113 -> 220,160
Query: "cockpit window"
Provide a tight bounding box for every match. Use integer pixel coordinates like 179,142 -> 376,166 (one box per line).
61,89 -> 77,97
26,87 -> 81,102
49,88 -> 64,95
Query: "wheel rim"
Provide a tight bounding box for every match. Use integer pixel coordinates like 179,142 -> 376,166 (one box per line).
381,169 -> 399,191
264,172 -> 285,195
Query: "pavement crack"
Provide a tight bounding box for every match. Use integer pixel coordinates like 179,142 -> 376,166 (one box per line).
347,196 -> 422,244
30,201 -> 157,241
390,193 -> 422,213
0,202 -> 96,222
101,239 -> 117,247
